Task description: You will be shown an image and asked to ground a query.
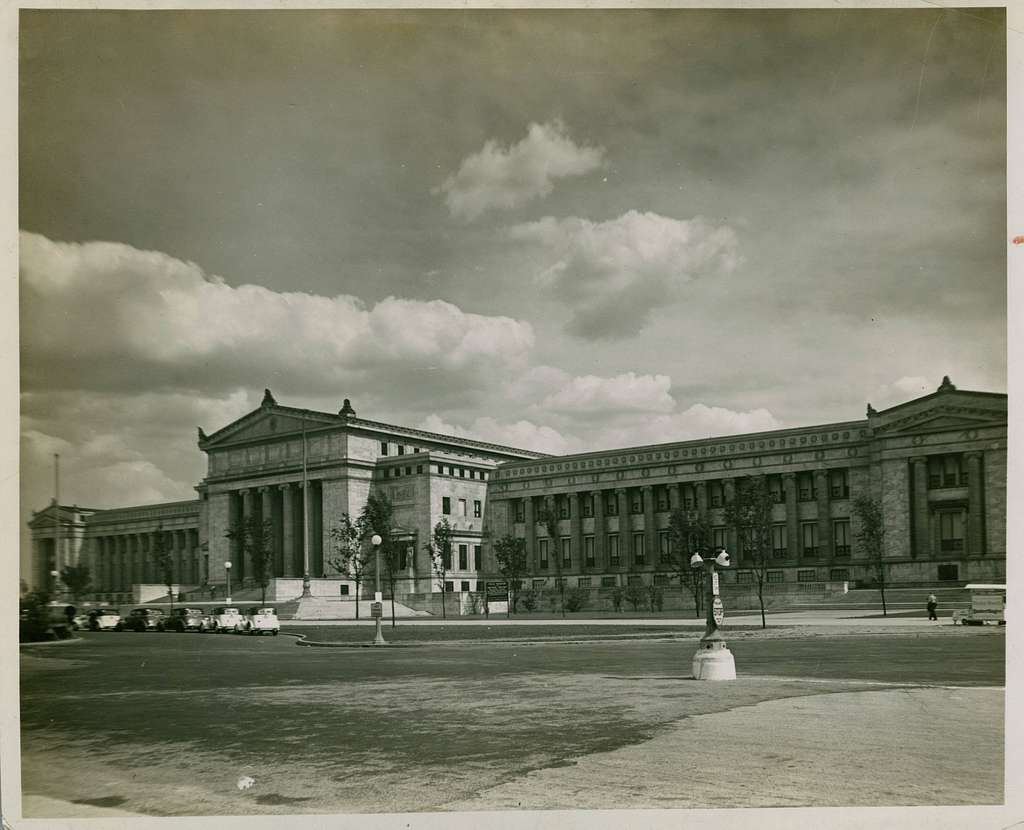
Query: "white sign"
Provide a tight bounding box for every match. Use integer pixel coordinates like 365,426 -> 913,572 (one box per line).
712,597 -> 724,625
712,572 -> 720,596
374,591 -> 383,603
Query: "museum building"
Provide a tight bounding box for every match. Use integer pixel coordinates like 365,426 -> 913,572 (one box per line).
28,378 -> 1006,601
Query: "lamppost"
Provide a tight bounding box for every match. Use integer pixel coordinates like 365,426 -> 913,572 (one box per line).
49,569 -> 60,599
689,548 -> 736,681
371,534 -> 386,646
224,560 -> 233,604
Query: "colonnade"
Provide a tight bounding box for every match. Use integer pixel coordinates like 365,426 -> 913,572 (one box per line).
93,528 -> 202,592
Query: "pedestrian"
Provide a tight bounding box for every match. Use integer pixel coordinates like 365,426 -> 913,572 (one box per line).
927,593 -> 938,621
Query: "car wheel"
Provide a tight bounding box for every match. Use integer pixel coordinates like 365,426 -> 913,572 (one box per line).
272,630 -> 278,636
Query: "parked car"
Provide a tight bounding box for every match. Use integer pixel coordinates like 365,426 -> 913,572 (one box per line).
87,608 -> 121,631
239,607 -> 280,635
70,612 -> 91,630
207,606 -> 243,633
160,607 -> 206,632
117,607 -> 166,632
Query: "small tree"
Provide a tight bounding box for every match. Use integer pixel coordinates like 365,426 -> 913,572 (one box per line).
724,476 -> 775,629
360,492 -> 400,627
623,583 -> 646,612
666,508 -> 710,618
426,518 -> 454,620
226,515 -> 275,604
59,564 -> 92,605
492,535 -> 528,613
152,527 -> 175,612
536,502 -> 566,618
328,514 -> 366,619
853,494 -> 888,616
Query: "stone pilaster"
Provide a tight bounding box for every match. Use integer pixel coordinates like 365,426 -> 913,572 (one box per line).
910,457 -> 930,559
642,485 -> 655,570
525,495 -> 537,571
205,492 -> 233,585
815,470 -> 831,560
593,489 -> 605,569
965,452 -> 984,556
260,486 -> 274,578
694,481 -> 707,518
241,488 -> 254,580
783,473 -> 799,563
281,484 -> 295,576
616,488 -> 629,570
723,479 -> 737,562
569,492 -> 582,575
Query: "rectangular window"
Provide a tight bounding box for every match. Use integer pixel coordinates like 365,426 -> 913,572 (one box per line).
601,576 -> 617,587
683,485 -> 696,510
768,476 -> 784,504
712,526 -> 726,550
532,578 -> 547,589
627,574 -> 643,586
458,544 -> 468,570
397,445 -> 405,456
434,463 -> 443,474
459,467 -> 466,478
444,581 -> 454,592
380,442 -> 389,455
561,537 -> 571,568
473,545 -> 482,570
767,570 -> 784,583
937,563 -> 959,581
633,533 -> 645,565
736,570 -> 754,584
606,494 -> 619,516
554,577 -> 567,588
658,531 -> 671,563
771,524 -> 787,559
797,569 -> 816,583
630,491 -> 643,514
473,500 -> 482,518
709,481 -> 724,508
460,580 -> 470,592
515,501 -> 525,523
416,465 -> 423,474
443,548 -> 452,570
405,466 -> 412,475
582,495 -> 594,518
577,576 -> 592,588
801,523 -> 818,557
608,534 -> 620,566
559,498 -> 570,519
798,472 -> 816,502
458,498 -> 467,517
538,539 -> 549,569
656,487 -> 670,511
442,497 -> 451,515
833,520 -> 851,556
584,535 -> 595,567
654,573 -> 670,586
829,568 -> 850,581
448,465 -> 456,476
829,469 -> 850,499
939,511 -> 965,552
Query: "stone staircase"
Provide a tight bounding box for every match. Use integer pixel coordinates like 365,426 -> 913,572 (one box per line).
289,597 -> 433,621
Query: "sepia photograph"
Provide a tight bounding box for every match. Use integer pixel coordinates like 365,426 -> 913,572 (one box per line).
6,3 -> 1017,828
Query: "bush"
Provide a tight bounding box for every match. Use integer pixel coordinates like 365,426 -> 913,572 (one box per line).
647,585 -> 664,612
19,591 -> 55,642
623,584 -> 646,611
519,589 -> 539,612
611,586 -> 624,612
564,587 -> 588,612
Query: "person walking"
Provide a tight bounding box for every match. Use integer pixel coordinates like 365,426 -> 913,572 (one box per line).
927,593 -> 938,621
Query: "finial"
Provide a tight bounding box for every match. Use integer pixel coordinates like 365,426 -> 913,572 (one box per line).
198,426 -> 208,441
339,398 -> 356,418
262,388 -> 276,407
938,375 -> 956,392
866,403 -> 877,416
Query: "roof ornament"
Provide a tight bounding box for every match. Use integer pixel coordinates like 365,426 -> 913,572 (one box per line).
339,398 -> 356,418
198,426 -> 208,441
866,403 -> 877,416
937,375 -> 956,392
262,388 -> 276,407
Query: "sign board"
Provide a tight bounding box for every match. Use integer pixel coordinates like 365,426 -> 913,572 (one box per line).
485,580 -> 510,602
712,597 -> 724,625
711,571 -> 720,596
370,602 -> 383,618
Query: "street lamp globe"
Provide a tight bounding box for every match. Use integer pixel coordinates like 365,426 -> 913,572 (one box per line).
689,552 -> 704,568
371,534 -> 382,547
224,561 -> 232,570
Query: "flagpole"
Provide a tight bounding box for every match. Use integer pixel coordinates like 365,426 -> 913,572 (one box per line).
53,453 -> 61,588
302,414 -> 311,598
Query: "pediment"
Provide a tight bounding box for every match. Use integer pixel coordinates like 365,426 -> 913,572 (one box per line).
877,408 -> 1005,436
201,408 -> 338,448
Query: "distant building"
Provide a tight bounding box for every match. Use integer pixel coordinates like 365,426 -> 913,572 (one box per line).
27,378 -> 1006,602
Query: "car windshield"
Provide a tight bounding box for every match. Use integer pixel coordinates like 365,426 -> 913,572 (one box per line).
256,608 -> 275,615
222,608 -> 239,615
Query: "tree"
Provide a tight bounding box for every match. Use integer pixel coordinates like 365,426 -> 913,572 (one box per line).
426,518 -> 454,621
492,535 -> 528,613
360,492 -> 400,627
623,583 -> 646,612
666,508 -> 711,618
59,564 -> 92,605
536,501 -> 566,618
723,476 -> 775,629
852,494 -> 888,616
226,515 -> 275,604
328,514 -> 366,619
152,527 -> 176,613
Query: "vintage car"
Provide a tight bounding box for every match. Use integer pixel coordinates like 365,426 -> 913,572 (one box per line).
953,584 -> 1006,626
238,607 -> 280,635
207,606 -> 244,633
159,607 -> 206,632
117,607 -> 166,632
70,612 -> 91,630
87,608 -> 121,631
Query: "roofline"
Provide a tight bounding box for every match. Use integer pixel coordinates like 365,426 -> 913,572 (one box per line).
88,498 -> 202,517
873,388 -> 1007,417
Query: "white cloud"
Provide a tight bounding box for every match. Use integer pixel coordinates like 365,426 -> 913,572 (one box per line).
419,414 -> 573,455
437,120 -> 605,221
540,372 -> 674,416
871,376 -> 933,410
508,210 -> 741,339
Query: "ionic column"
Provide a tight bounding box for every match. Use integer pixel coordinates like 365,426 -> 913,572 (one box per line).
694,481 -> 707,518
965,452 -> 985,555
616,488 -> 629,569
815,470 -> 831,560
593,489 -> 605,569
524,496 -> 537,571
668,482 -> 680,511
569,492 -> 582,574
241,488 -> 254,581
642,485 -> 655,570
910,457 -> 930,559
260,486 -> 274,579
783,473 -> 799,562
280,484 -> 296,577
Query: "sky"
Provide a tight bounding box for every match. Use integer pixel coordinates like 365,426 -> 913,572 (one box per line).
17,7 -> 1007,571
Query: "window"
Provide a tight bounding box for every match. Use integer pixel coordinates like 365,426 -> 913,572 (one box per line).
829,469 -> 850,499
448,465 -> 455,476
656,487 -> 670,511
736,570 -> 754,584
416,465 -> 423,474
473,500 -> 482,518
801,523 -> 818,557
771,524 -> 787,559
627,574 -> 643,586
561,537 -> 571,568
554,577 -> 567,588
654,573 -> 670,586
405,466 -> 412,475
608,534 -> 620,566
768,476 -> 784,504
399,547 -> 411,569
833,520 -> 851,556
559,498 -> 570,519
683,485 -> 696,510
630,491 -> 643,514
434,463 -> 444,475
459,467 -> 466,478
340,584 -> 349,595
797,569 -> 816,583
460,580 -> 470,592
442,548 -> 452,570
584,535 -> 595,567
473,545 -> 482,570
482,472 -> 488,480
767,570 -> 785,583
515,501 -> 525,523
577,576 -> 591,588
798,472 -> 816,502
601,576 -> 617,587
444,581 -> 454,592
458,544 -> 468,570
582,495 -> 594,518
709,481 -> 724,508
712,527 -> 726,550
633,533 -> 645,565
458,498 -> 467,517
937,563 -> 959,581
658,531 -> 671,563
397,445 -> 405,456
939,511 -> 965,552
538,539 -> 549,570
829,568 -> 850,581
442,497 -> 451,515
929,455 -> 966,489
606,494 -> 619,516
380,442 -> 389,455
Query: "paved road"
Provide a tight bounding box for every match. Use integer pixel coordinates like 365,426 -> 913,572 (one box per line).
19,628 -> 1005,816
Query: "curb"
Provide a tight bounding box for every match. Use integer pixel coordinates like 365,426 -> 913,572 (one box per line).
19,636 -> 84,648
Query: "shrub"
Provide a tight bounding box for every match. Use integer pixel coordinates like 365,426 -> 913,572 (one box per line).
611,586 -> 624,612
647,585 -> 664,612
564,587 -> 588,612
519,589 -> 539,612
19,591 -> 55,642
623,584 -> 646,611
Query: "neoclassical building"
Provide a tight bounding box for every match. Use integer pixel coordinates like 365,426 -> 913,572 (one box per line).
28,378 -> 1006,601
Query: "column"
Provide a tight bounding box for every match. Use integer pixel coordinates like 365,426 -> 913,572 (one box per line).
723,479 -> 737,562
815,470 -> 831,560
593,489 -> 605,569
569,492 -> 582,574
694,481 -> 707,519
783,473 -> 799,563
668,482 -> 680,511
525,495 -> 537,571
910,457 -> 930,559
616,489 -> 629,571
311,481 -> 324,578
281,484 -> 296,577
227,491 -> 242,577
241,488 -> 254,581
175,530 -> 185,585
965,452 -> 985,556
642,485 -> 655,571
260,486 -> 274,581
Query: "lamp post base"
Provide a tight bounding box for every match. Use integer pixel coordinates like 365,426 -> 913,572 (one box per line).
373,619 -> 387,646
692,640 -> 736,681
301,575 -> 312,598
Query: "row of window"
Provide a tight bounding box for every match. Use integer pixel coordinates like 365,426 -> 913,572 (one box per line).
438,544 -> 484,572
927,454 -> 969,490
380,462 -> 489,481
442,497 -> 482,518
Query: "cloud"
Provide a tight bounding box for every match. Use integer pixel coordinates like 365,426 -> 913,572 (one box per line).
437,120 -> 605,221
19,232 -> 534,409
418,414 -> 573,456
508,211 -> 741,339
871,376 -> 934,410
540,372 -> 674,416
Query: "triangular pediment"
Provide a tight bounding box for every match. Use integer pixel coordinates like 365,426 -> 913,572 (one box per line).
877,407 -> 1006,436
200,407 -> 339,449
